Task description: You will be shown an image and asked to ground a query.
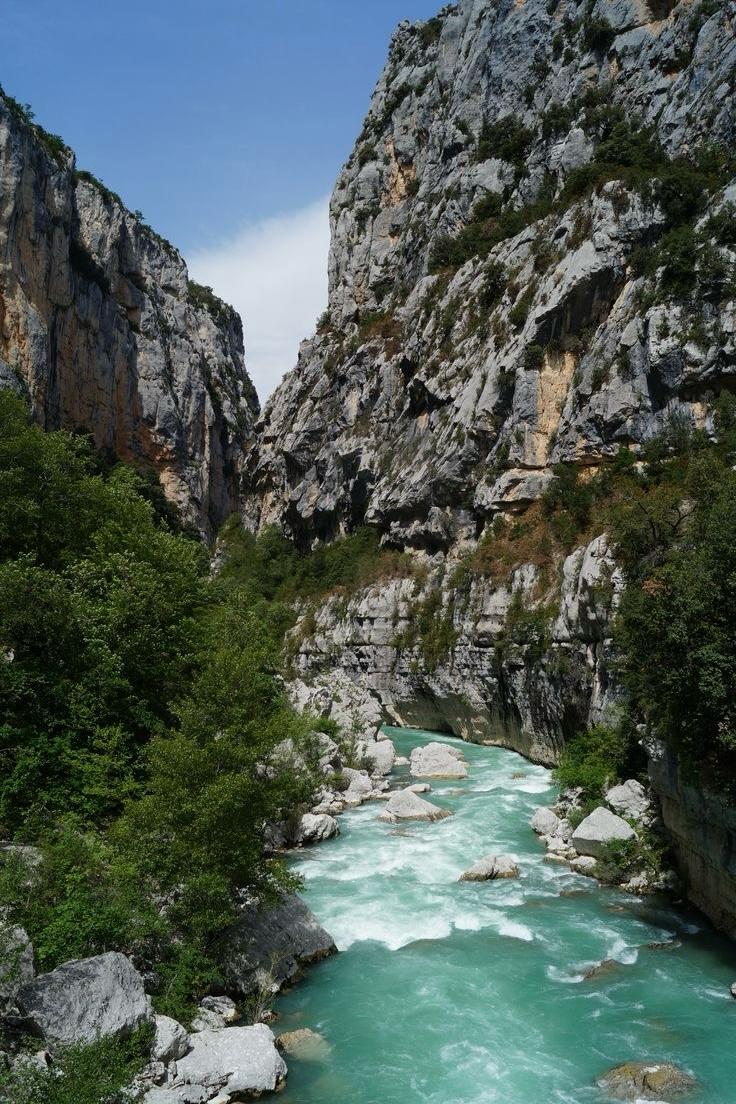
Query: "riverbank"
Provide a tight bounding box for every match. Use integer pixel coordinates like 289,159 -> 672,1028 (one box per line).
275,728 -> 736,1104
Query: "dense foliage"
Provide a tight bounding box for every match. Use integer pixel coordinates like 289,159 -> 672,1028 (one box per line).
0,392 -> 317,1021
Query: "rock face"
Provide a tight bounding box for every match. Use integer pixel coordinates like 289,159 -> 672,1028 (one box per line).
170,1024 -> 286,1098
244,0 -> 736,553
16,951 -> 151,1045
220,893 -> 337,998
597,1060 -> 697,1100
647,738 -> 736,940
377,787 -> 452,823
0,92 -> 258,537
410,741 -> 468,779
571,807 -> 637,859
460,854 -> 519,881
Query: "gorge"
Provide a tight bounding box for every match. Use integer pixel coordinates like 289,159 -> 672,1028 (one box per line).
1,0 -> 736,1101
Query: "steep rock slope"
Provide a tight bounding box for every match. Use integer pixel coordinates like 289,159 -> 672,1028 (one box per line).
245,0 -> 735,546
0,91 -> 258,537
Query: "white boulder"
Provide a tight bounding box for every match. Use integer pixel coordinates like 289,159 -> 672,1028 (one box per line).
530,807 -> 560,836
293,812 -> 340,846
377,788 -> 452,823
605,779 -> 651,822
410,742 -> 468,779
170,1024 -> 286,1097
571,807 -> 637,859
460,854 -> 519,881
16,951 -> 151,1045
152,1014 -> 190,1063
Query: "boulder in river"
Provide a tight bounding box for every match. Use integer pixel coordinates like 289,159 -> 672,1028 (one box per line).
277,1027 -> 332,1061
596,1060 -> 697,1099
16,951 -> 151,1045
364,737 -> 396,776
377,788 -> 452,823
460,854 -> 519,881
293,812 -> 340,845
571,807 -> 637,859
409,742 -> 468,779
169,1024 -> 286,1097
530,807 -> 560,836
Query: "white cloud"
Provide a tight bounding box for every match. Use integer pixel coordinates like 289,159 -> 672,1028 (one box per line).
187,197 -> 330,406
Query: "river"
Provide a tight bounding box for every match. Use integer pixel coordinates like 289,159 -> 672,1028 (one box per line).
275,727 -> 736,1103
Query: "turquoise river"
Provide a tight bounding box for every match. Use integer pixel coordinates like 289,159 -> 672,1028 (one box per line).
276,728 -> 736,1103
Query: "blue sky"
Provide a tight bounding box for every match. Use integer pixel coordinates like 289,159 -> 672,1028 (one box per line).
2,1 -> 441,398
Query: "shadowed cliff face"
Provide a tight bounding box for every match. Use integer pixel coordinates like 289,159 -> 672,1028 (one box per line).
0,93 -> 259,538
244,0 -> 735,549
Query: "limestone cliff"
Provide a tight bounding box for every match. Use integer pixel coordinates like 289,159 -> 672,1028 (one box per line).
245,0 -> 735,545
0,90 -> 258,537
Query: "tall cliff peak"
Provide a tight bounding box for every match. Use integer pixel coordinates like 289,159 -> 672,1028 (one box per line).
245,0 -> 735,549
0,88 -> 259,537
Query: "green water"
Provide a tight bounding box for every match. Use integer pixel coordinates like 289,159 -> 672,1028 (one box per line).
275,729 -> 736,1103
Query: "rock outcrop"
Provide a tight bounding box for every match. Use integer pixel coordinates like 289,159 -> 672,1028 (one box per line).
219,893 -> 337,998
0,91 -> 258,537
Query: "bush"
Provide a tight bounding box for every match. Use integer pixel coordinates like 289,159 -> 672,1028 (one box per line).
555,723 -> 639,798
0,1026 -> 152,1104
476,115 -> 532,168
581,16 -> 616,53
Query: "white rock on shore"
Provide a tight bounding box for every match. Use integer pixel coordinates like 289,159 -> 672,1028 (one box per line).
169,1024 -> 286,1098
571,807 -> 637,860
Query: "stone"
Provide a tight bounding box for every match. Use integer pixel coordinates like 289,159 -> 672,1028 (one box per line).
571,807 -> 637,860
152,1015 -> 190,1063
190,995 -> 239,1032
293,812 -> 340,846
276,1027 -> 332,1061
459,854 -> 519,881
730,982 -> 736,998
170,1024 -> 286,1097
220,893 -> 336,998
583,958 -> 620,981
364,738 -> 396,776
0,926 -> 34,1011
570,855 -> 598,876
596,1060 -> 698,1100
143,1089 -> 182,1104
407,782 -> 431,793
409,742 -> 468,779
606,779 -> 651,822
16,951 -> 151,1046
530,807 -> 560,836
377,788 -> 452,823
